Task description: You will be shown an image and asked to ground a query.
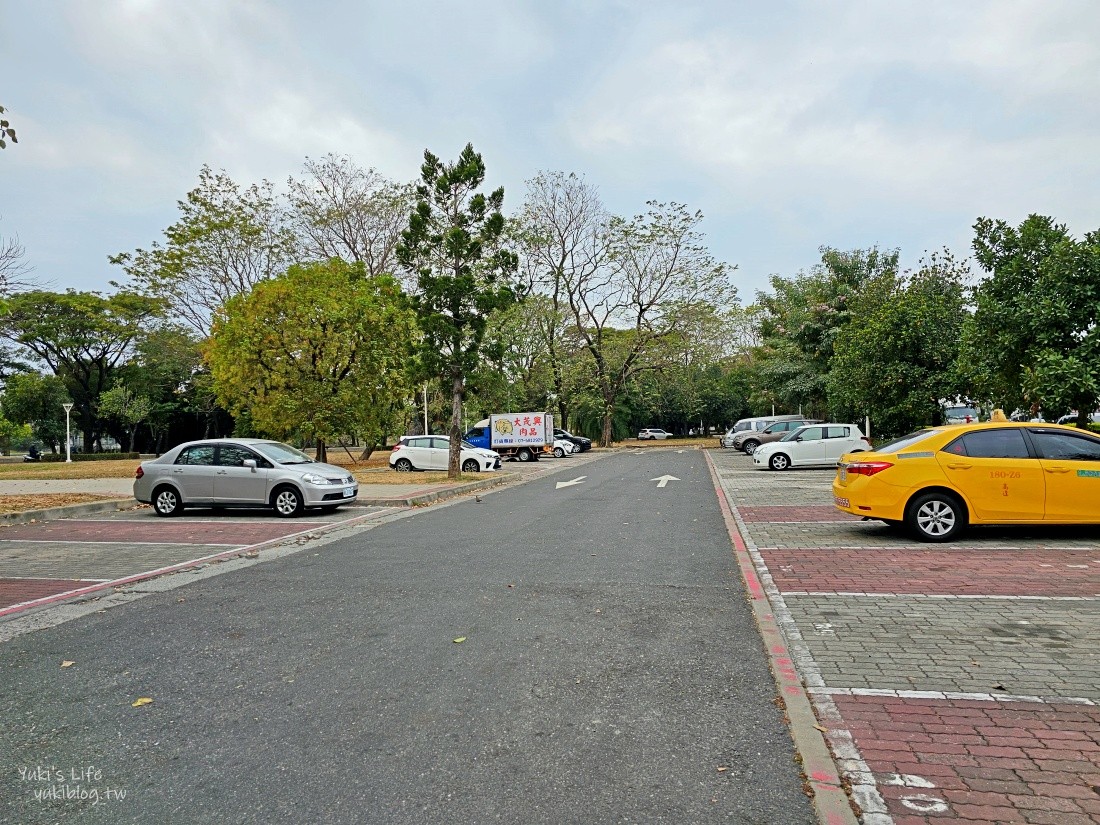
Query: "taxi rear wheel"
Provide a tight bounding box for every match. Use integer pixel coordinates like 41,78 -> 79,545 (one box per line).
906,492 -> 966,542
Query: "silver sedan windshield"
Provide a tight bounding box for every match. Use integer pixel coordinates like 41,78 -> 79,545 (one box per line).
253,442 -> 314,465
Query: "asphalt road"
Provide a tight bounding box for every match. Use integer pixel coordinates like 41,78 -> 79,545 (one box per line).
0,449 -> 815,825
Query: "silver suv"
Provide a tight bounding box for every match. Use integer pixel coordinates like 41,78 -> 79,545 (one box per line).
731,419 -> 819,454
133,438 -> 358,517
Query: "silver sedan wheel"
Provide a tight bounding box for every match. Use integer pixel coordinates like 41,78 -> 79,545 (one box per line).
273,487 -> 303,518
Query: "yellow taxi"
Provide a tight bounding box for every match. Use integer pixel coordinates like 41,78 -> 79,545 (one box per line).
832,416 -> 1100,541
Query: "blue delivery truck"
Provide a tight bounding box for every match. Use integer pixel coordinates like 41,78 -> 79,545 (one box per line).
463,412 -> 554,462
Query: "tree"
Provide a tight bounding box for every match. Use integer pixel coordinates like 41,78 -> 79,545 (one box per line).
517,171 -> 611,431
960,215 -> 1100,423
0,105 -> 16,149
828,251 -> 969,437
111,166 -> 296,336
0,221 -> 34,294
286,155 -> 415,285
1,290 -> 163,450
116,326 -> 205,454
0,372 -> 70,451
98,385 -> 153,452
205,260 -> 418,462
754,247 -> 899,417
396,144 -> 520,477
558,199 -> 736,446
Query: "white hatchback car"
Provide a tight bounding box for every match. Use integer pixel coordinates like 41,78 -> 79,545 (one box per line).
552,438 -> 576,457
752,424 -> 870,471
638,428 -> 671,440
390,435 -> 501,472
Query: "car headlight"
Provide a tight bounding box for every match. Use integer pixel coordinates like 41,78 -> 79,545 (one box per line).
300,473 -> 325,485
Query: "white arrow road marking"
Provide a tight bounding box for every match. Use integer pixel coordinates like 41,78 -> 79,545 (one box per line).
555,476 -> 587,490
650,475 -> 680,488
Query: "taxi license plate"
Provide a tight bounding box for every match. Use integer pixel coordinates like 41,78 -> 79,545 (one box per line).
342,487 -> 355,498
834,495 -> 850,508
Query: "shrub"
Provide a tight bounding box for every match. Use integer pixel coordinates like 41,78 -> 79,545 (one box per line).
42,452 -> 140,462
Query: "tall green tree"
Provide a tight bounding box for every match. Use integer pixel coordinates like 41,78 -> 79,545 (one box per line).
755,247 -> 899,417
111,166 -> 296,336
960,215 -> 1100,422
0,372 -> 70,451
828,251 -> 969,437
1,290 -> 162,450
98,385 -> 153,452
396,144 -> 520,477
205,260 -> 417,462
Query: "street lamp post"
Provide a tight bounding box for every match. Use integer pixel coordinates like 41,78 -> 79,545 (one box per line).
62,403 -> 74,463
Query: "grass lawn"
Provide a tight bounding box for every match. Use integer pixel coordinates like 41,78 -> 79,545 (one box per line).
0,455 -> 483,487
0,493 -> 115,514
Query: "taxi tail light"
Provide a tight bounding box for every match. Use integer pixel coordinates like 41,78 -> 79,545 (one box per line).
135,466 -> 144,479
846,461 -> 893,476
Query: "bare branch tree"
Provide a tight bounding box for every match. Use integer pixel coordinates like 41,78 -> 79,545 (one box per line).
0,223 -> 35,294
287,155 -> 415,288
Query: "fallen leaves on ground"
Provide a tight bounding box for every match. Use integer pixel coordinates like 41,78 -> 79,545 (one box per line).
131,697 -> 153,707
453,637 -> 467,644
61,661 -> 75,668
0,494 -> 116,515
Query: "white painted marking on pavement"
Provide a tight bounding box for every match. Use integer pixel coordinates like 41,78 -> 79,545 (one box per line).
899,794 -> 948,814
555,476 -> 587,490
650,475 -> 680,488
882,774 -> 936,788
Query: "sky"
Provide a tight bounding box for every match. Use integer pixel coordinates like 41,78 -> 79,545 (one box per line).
2,0 -> 1099,304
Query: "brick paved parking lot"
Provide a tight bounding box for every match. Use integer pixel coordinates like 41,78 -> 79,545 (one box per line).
709,450 -> 1100,825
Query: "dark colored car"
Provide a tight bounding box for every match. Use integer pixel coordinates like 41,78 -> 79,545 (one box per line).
553,428 -> 591,452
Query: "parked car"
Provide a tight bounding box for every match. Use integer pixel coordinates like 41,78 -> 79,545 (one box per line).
752,424 -> 870,471
133,438 -> 358,518
730,419 -> 820,454
390,435 -> 501,473
833,420 -> 1100,542
551,438 -> 576,458
638,428 -> 671,440
1056,412 -> 1100,425
553,428 -> 591,452
720,414 -> 805,447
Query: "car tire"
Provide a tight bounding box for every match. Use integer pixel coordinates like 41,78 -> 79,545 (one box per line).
461,458 -> 480,473
272,485 -> 304,518
768,453 -> 790,471
152,485 -> 183,517
905,492 -> 966,542
743,440 -> 760,455
393,458 -> 414,472
517,448 -> 532,462
553,446 -> 565,458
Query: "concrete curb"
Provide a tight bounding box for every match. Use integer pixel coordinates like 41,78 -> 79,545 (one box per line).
0,498 -> 140,526
355,473 -> 513,506
704,452 -> 859,825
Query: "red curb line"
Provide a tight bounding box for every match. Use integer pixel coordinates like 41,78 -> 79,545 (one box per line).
0,507 -> 400,619
704,452 -> 858,825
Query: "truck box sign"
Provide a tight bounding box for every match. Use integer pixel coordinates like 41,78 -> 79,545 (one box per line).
489,413 -> 553,447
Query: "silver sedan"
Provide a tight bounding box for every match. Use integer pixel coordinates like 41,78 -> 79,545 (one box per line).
133,438 -> 358,517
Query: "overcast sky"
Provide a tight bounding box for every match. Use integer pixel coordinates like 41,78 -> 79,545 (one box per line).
2,0 -> 1098,303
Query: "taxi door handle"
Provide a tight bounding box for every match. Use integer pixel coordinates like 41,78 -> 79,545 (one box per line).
946,462 -> 972,470
216,470 -> 228,475
1044,466 -> 1071,474
172,468 -> 184,474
